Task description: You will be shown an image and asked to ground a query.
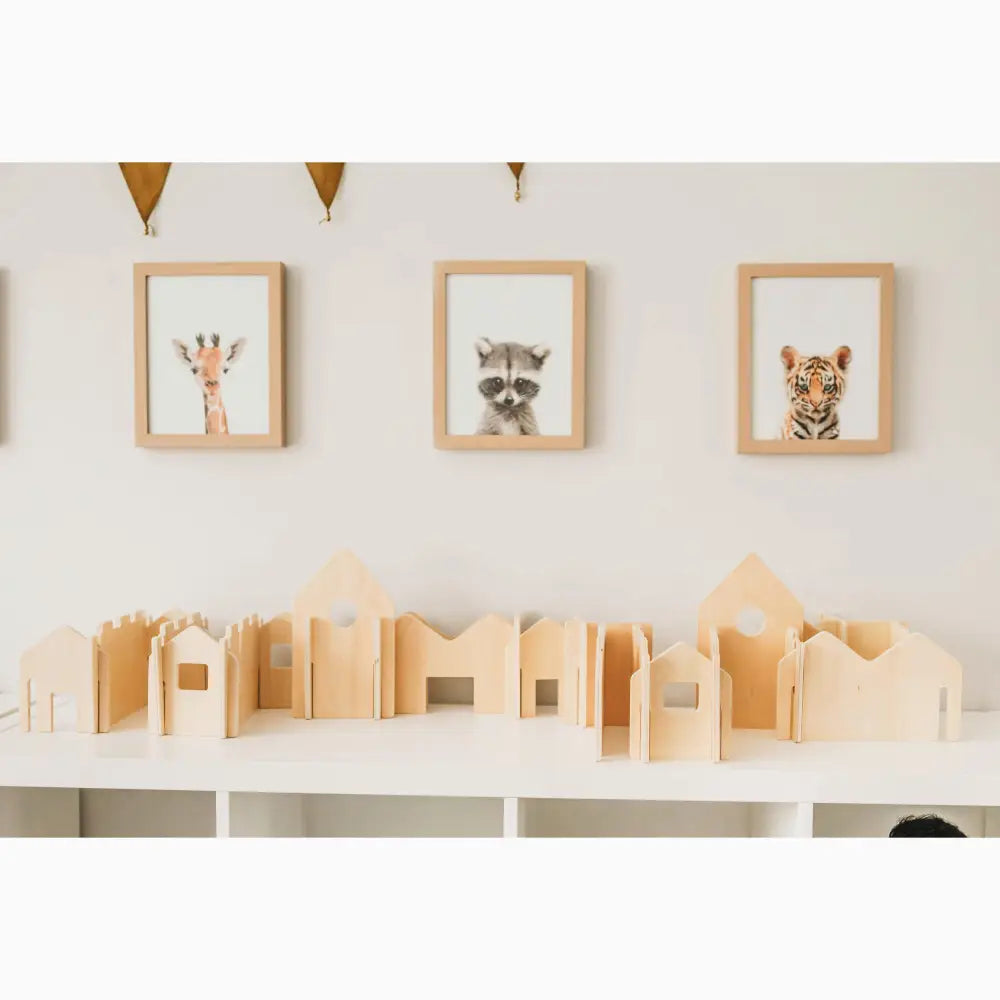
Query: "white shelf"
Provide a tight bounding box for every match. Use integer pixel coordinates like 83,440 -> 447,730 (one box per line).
2,705 -> 999,806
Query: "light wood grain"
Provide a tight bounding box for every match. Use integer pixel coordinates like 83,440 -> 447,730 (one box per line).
776,630 -> 962,742
602,623 -> 652,726
259,613 -> 293,709
629,639 -> 733,762
292,551 -> 394,719
697,554 -> 803,729
225,615 -> 260,737
519,618 -> 572,720
395,613 -> 513,715
155,624 -> 228,738
20,627 -> 99,734
96,612 -> 150,733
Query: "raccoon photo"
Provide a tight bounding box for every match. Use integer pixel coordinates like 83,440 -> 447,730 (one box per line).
474,338 -> 551,435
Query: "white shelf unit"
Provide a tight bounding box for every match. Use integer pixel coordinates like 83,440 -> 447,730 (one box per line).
2,701 -> 999,838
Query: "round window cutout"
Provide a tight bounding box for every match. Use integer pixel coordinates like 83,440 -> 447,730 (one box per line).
329,601 -> 358,628
736,605 -> 766,637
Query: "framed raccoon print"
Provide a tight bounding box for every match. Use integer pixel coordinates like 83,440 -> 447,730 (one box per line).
737,262 -> 894,454
134,261 -> 285,448
434,260 -> 587,449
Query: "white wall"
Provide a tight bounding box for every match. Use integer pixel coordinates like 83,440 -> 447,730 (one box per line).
1,163 -> 998,706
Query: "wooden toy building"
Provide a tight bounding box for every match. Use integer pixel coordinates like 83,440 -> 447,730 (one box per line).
18,550 -> 964,759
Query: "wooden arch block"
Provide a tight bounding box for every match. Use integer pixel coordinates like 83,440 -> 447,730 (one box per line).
395,613 -> 513,715
20,626 -> 99,734
292,551 -> 395,719
776,630 -> 961,742
697,554 -> 803,730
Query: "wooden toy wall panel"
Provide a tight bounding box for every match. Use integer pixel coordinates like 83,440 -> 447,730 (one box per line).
378,618 -> 396,719
776,630 -> 962,742
259,614 -> 293,709
394,614 -> 511,715
310,618 -> 378,719
629,641 -> 733,762
713,625 -> 786,732
226,616 -> 261,737
159,626 -> 227,738
292,551 -> 394,718
576,621 -> 600,726
520,618 -> 578,722
602,623 -> 652,726
96,612 -> 150,732
840,620 -> 909,659
697,554 -> 803,730
19,626 -> 99,734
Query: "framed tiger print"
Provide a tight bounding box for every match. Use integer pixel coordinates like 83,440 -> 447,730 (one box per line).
738,262 -> 894,454
434,260 -> 587,450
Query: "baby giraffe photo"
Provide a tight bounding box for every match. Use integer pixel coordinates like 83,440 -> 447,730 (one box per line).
138,264 -> 280,445
172,333 -> 246,434
474,338 -> 550,435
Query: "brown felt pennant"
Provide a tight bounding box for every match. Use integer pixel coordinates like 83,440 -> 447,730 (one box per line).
305,163 -> 345,222
119,163 -> 171,235
507,162 -> 524,201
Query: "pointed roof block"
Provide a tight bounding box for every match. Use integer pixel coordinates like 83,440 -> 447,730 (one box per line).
162,623 -> 219,656
295,550 -> 393,620
21,625 -> 93,671
697,554 -> 803,654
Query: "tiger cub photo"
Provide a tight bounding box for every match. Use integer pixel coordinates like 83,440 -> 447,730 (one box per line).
780,345 -> 851,440
475,338 -> 551,435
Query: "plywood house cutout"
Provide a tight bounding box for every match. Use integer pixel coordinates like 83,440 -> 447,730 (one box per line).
395,614 -> 513,715
602,622 -> 653,726
259,613 -> 293,709
519,618 -> 580,723
629,638 -> 733,762
292,550 -> 396,720
697,554 -> 803,730
776,628 -> 962,742
150,623 -> 228,738
226,615 -> 261,738
96,612 -> 151,732
20,626 -> 99,733
564,620 -> 606,727
596,623 -> 658,759
98,609 -> 204,732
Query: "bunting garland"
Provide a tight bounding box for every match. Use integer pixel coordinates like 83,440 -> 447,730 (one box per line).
119,162 -> 171,236
116,163 -> 525,231
305,163 -> 345,223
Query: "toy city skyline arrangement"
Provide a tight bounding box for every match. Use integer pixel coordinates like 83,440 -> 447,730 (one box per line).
18,551 -> 962,762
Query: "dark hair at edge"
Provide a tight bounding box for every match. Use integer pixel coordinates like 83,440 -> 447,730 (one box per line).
889,814 -> 967,837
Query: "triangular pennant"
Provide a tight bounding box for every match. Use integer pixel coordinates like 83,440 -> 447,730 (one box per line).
305,163 -> 345,223
507,162 -> 524,201
119,163 -> 171,235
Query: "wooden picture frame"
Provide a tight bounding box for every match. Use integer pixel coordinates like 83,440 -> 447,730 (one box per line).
738,262 -> 894,454
134,262 -> 285,448
434,260 -> 587,450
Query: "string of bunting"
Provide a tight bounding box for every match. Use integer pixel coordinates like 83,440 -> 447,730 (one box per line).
118,163 -> 525,233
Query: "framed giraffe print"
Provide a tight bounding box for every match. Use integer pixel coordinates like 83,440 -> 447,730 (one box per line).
434,260 -> 587,450
134,262 -> 285,448
737,263 -> 894,454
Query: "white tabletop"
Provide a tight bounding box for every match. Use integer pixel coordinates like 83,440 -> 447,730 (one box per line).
1,702 -> 998,806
